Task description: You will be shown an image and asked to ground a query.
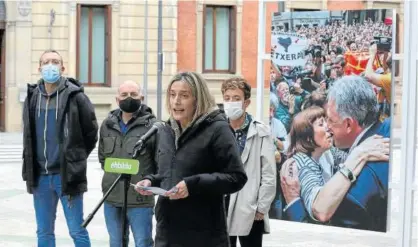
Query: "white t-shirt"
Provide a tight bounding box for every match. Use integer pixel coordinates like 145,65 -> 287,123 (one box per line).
270,117 -> 289,152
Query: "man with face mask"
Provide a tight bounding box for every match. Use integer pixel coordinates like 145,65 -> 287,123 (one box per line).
221,77 -> 276,247
22,50 -> 98,246
98,80 -> 157,247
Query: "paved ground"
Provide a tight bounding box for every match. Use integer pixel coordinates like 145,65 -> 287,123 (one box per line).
0,131 -> 416,247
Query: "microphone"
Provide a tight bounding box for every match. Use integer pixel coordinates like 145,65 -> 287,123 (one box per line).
133,121 -> 165,157
138,121 -> 165,144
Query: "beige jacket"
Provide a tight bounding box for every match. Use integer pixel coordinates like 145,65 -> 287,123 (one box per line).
227,119 -> 277,236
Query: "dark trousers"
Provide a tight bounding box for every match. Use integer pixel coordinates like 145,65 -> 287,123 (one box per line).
229,220 -> 264,247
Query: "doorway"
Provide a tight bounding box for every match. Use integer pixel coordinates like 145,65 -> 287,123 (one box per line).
0,29 -> 5,131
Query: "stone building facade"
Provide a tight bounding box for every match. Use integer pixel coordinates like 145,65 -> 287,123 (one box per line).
0,0 -> 404,132
0,0 -> 177,132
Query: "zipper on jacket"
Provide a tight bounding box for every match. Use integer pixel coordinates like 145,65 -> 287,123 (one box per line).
64,114 -> 69,137
43,97 -> 50,174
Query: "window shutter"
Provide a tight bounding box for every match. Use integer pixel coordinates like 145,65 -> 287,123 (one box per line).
229,6 -> 237,73
105,5 -> 112,85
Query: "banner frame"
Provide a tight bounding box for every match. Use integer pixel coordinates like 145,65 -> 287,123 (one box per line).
256,2 -> 416,246
398,1 -> 417,247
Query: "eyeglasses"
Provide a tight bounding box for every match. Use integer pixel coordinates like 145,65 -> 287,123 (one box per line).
119,92 -> 140,98
41,59 -> 62,66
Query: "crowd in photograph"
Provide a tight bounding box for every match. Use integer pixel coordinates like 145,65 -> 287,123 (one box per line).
268,18 -> 393,232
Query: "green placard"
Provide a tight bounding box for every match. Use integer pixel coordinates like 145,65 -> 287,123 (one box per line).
104,158 -> 139,175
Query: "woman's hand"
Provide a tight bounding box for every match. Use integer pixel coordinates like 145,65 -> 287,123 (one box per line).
275,138 -> 284,151
134,179 -> 153,196
254,212 -> 264,221
345,134 -> 390,176
166,180 -> 189,200
319,80 -> 327,91
280,158 -> 301,204
288,94 -> 296,114
275,150 -> 282,164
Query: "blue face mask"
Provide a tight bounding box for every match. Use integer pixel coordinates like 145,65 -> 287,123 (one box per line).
41,64 -> 61,84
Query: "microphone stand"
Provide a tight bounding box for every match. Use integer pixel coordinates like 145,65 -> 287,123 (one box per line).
82,140 -> 146,247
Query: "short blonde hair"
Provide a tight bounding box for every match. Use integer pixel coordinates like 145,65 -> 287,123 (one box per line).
165,71 -> 217,123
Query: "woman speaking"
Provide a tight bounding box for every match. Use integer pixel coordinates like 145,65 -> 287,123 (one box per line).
135,71 -> 248,247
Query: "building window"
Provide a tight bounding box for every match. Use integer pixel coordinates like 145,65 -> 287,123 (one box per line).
203,5 -> 236,73
77,5 -> 112,86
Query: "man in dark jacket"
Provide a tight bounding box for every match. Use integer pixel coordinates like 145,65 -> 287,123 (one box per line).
22,50 -> 98,246
98,80 -> 157,247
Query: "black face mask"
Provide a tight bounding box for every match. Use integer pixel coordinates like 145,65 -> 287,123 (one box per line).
119,97 -> 141,113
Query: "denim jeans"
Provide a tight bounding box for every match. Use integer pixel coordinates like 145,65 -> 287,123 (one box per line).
33,174 -> 91,247
104,202 -> 154,247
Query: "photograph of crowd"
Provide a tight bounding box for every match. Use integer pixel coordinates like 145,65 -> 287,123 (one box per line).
268,9 -> 394,233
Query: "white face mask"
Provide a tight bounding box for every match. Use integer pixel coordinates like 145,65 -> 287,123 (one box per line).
223,101 -> 244,120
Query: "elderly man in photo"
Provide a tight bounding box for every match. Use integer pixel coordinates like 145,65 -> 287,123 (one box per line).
325,75 -> 390,231
281,75 -> 390,232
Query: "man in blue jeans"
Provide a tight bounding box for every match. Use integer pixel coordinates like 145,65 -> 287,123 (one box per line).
22,50 -> 98,246
98,80 -> 157,247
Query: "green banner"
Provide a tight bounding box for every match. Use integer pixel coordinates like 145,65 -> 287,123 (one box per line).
104,158 -> 140,175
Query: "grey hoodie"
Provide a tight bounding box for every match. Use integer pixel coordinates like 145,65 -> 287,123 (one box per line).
35,77 -> 66,175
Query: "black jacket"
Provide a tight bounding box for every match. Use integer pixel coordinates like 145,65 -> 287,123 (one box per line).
98,106 -> 157,208
145,109 -> 248,247
22,77 -> 98,196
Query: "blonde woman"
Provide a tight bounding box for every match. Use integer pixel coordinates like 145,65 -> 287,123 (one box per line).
135,71 -> 248,247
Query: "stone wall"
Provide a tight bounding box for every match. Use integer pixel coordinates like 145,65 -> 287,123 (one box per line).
4,0 -> 178,131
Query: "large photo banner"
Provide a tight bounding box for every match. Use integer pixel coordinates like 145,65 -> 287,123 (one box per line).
268,9 -> 395,233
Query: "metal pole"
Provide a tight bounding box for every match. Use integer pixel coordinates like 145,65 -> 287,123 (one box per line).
398,1 -> 417,246
256,0 -> 265,122
143,0 -> 148,104
157,0 -> 163,120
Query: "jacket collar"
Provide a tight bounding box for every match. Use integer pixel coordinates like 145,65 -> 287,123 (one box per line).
359,120 -> 382,143
241,119 -> 271,165
246,119 -> 271,139
26,77 -> 83,126
105,106 -> 155,132
348,123 -> 374,154
167,108 -> 225,150
349,120 -> 382,153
